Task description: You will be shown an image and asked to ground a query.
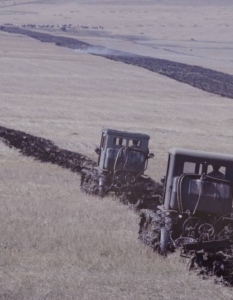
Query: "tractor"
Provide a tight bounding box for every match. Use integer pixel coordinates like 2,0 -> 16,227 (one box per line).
139,147 -> 233,260
80,128 -> 160,202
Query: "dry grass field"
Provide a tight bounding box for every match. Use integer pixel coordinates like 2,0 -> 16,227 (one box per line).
0,0 -> 233,299
1,147 -> 232,300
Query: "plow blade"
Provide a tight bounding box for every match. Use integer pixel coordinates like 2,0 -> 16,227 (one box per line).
183,239 -> 233,252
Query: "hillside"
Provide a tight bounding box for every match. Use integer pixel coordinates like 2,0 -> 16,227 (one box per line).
0,0 -> 233,299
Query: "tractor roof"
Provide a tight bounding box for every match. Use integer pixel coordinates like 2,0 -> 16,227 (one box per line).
169,147 -> 233,163
102,128 -> 150,140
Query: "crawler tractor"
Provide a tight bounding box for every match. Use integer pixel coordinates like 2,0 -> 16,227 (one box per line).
139,148 -> 233,276
80,129 -> 161,204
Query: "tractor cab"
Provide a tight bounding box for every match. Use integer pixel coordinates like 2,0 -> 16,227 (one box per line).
91,128 -> 154,196
162,148 -> 233,217
139,148 -> 233,255
95,128 -> 153,175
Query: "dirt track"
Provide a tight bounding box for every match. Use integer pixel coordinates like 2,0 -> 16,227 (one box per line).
1,26 -> 233,99
0,125 -> 96,172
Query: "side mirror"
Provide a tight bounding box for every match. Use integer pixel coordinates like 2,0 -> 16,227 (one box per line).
148,153 -> 154,159
160,175 -> 166,184
95,147 -> 100,155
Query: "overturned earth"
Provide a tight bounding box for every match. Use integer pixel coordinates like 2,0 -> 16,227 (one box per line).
1,26 -> 233,100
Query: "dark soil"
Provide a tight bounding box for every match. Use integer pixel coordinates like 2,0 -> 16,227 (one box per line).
1,26 -> 233,99
0,126 -> 96,173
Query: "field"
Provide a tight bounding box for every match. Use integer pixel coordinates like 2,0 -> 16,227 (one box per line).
0,0 -> 233,299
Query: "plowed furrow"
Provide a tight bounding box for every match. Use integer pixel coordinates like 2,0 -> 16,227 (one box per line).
1,26 -> 233,99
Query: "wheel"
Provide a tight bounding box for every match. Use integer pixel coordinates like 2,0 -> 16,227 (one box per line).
182,217 -> 202,238
198,223 -> 214,238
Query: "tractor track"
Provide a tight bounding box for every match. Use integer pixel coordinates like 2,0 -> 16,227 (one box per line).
0,126 -> 96,172
1,26 -> 233,99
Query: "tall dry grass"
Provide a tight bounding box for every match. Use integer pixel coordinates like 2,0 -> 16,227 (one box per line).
1,1 -> 233,298
0,145 -> 232,299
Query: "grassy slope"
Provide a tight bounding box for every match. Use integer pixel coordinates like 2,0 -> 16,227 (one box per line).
0,146 -> 232,299
1,32 -> 233,180
0,1 -> 233,299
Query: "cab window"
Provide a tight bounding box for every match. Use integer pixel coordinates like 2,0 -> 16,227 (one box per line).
113,137 -> 126,146
183,162 -> 201,174
207,165 -> 226,178
129,140 -> 141,147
